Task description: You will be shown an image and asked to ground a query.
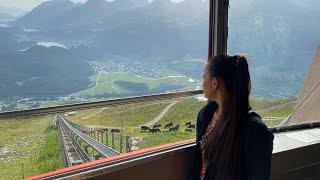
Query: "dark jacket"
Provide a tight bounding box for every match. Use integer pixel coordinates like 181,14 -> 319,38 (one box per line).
188,101 -> 274,180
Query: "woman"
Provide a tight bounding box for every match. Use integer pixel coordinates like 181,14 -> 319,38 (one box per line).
189,55 -> 274,180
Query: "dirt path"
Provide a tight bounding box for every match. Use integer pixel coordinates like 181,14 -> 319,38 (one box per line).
73,71 -> 104,95
91,71 -> 104,89
143,101 -> 178,126
81,107 -> 108,120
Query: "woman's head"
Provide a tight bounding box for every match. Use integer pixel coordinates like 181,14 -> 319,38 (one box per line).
203,55 -> 251,105
202,55 -> 251,180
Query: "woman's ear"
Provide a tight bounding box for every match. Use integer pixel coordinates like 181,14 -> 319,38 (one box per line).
211,77 -> 218,90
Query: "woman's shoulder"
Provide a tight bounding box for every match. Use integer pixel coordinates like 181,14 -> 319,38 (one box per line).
246,112 -> 268,129
196,101 -> 217,139
198,100 -> 217,116
244,111 -> 274,139
196,101 -> 217,126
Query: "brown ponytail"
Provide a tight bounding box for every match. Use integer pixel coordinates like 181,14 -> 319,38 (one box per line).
204,55 -> 251,180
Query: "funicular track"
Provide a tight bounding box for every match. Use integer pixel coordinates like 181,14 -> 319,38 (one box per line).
57,115 -> 91,166
57,115 -> 119,162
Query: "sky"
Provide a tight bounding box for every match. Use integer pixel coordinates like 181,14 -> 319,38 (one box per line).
0,0 -> 184,11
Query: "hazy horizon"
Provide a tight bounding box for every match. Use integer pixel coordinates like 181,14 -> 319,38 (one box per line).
0,0 -> 184,12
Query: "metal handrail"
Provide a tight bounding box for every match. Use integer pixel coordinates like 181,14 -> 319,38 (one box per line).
2,87 -> 319,131
0,90 -> 203,119
270,121 -> 320,133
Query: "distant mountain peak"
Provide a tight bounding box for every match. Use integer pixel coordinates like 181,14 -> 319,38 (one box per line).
35,0 -> 74,9
14,0 -> 76,28
84,0 -> 110,6
151,0 -> 174,5
110,0 -> 149,8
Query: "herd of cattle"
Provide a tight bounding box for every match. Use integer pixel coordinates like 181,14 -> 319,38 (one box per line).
140,121 -> 196,134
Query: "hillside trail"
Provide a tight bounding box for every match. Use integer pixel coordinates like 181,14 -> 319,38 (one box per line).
80,101 -> 177,130
142,101 -> 178,126
81,107 -> 108,120
73,71 -> 104,95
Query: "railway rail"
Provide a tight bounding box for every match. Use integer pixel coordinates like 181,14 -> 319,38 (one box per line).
57,115 -> 119,159
57,115 -> 91,166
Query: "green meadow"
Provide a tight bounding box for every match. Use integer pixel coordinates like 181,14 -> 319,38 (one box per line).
0,115 -> 62,180
72,72 -> 193,98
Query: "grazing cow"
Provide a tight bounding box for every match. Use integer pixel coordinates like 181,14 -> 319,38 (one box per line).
149,128 -> 161,134
187,124 -> 196,129
185,121 -> 192,127
141,126 -> 150,132
164,122 -> 173,129
169,125 -> 179,132
111,129 -> 121,133
185,128 -> 193,132
152,124 -> 161,129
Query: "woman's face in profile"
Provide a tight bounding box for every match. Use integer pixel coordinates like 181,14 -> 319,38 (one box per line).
202,61 -> 216,100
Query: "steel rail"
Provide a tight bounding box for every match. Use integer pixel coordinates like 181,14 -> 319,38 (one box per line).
59,115 -> 120,157
61,122 -> 91,163
0,90 -> 203,119
59,119 -> 89,166
57,117 -> 70,167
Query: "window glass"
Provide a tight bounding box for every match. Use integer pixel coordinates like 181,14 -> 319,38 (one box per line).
0,0 -> 209,178
0,0 -> 208,112
228,0 -> 320,126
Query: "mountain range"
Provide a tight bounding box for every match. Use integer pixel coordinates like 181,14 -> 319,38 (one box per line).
0,0 -> 319,98
229,0 -> 320,97
0,5 -> 25,20
13,0 -> 209,59
0,46 -> 91,98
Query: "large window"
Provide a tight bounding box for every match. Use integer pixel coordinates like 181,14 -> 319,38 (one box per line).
0,0 -> 209,178
228,0 -> 320,126
2,0 -> 320,178
0,0 -> 209,112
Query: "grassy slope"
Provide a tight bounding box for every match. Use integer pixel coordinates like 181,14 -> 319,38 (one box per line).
159,98 -> 205,125
0,115 -> 63,180
67,101 -> 172,127
250,96 -> 296,110
68,96 -> 296,150
0,96 -> 291,176
72,72 -> 192,97
31,127 -> 63,175
260,103 -> 295,127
